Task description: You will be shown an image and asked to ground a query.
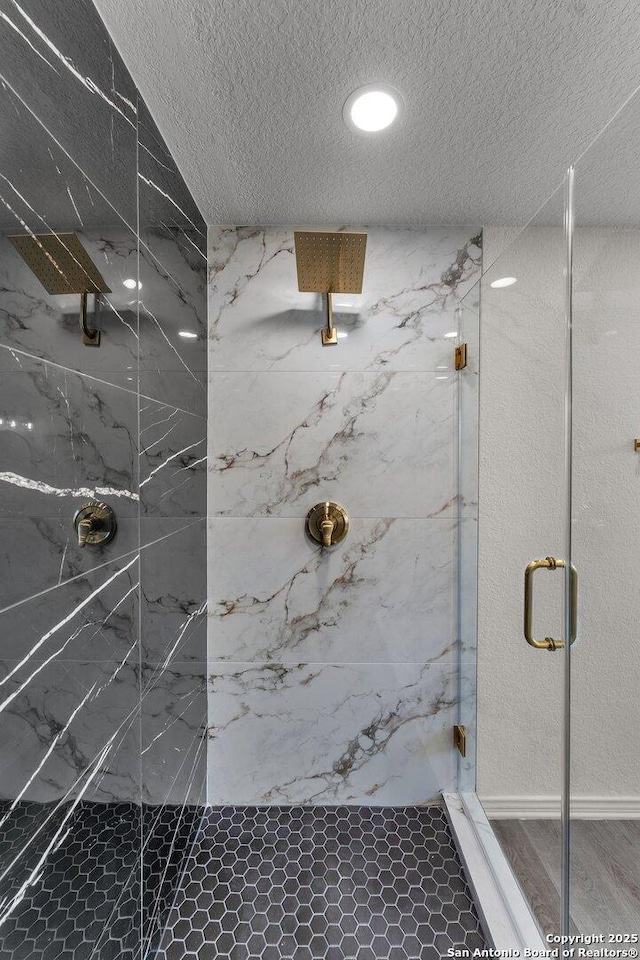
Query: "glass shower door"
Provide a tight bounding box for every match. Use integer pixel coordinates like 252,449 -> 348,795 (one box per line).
475,185 -> 571,938
567,89 -> 640,939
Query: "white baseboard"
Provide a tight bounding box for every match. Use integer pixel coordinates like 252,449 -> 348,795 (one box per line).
480,795 -> 640,819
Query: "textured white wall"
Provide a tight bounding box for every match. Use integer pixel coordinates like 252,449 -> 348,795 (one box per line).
477,224 -> 640,806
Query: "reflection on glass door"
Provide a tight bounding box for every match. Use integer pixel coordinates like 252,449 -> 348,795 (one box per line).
476,186 -> 570,937
567,90 -> 640,939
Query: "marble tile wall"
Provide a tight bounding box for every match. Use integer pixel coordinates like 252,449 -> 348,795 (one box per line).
208,225 -> 482,805
0,0 -> 207,949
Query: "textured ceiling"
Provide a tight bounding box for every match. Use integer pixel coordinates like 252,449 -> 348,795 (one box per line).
93,0 -> 640,226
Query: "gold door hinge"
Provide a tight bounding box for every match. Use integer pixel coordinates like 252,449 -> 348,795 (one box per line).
455,343 -> 468,370
453,724 -> 466,757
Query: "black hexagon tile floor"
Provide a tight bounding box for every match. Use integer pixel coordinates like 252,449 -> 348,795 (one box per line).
0,800 -> 201,960
156,805 -> 487,960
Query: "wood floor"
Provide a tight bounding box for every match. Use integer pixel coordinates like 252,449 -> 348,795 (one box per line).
492,819 -> 640,937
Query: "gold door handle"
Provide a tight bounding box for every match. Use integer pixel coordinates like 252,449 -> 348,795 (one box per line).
524,557 -> 578,651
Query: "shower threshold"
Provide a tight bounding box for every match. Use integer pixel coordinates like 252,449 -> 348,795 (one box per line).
443,792 -> 547,952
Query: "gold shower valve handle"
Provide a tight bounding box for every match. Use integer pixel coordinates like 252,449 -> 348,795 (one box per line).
73,500 -> 117,548
319,504 -> 335,547
306,501 -> 349,548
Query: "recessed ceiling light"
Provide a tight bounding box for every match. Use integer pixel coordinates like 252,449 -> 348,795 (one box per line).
444,331 -> 458,339
178,330 -> 198,339
343,84 -> 403,134
123,278 -> 141,290
490,276 -> 517,288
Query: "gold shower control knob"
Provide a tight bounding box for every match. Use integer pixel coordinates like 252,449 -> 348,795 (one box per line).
73,500 -> 117,548
305,502 -> 349,548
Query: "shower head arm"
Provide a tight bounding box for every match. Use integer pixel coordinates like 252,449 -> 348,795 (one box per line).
321,292 -> 338,346
80,291 -> 101,347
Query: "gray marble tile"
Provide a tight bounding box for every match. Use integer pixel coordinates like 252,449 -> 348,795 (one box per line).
0,229 -> 139,387
0,0 -> 137,232
0,552 -> 138,662
208,225 -> 481,373
207,661 -> 457,805
137,101 -> 207,414
0,656 -> 140,805
209,371 -> 456,518
140,519 -> 206,662
208,517 -> 456,664
139,227 -> 207,380
0,515 -> 137,614
0,350 -> 138,520
140,370 -> 207,420
139,397 -> 206,518
138,100 -> 206,259
0,0 -> 208,942
141,660 -> 207,807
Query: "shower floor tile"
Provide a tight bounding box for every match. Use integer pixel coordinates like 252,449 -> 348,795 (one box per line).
0,800 -> 200,960
157,805 -> 486,960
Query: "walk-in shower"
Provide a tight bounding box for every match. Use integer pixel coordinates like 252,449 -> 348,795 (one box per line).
2,0 -> 640,956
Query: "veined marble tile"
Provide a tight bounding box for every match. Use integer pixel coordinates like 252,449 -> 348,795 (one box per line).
0,231 -> 139,388
0,516 -> 137,614
207,662 -> 456,805
457,283 -> 480,520
138,99 -> 207,261
208,226 -> 481,372
139,226 -> 207,387
208,518 -> 456,663
0,657 -> 139,805
0,0 -> 138,232
140,520 -> 206,662
139,397 -> 206,518
0,552 -> 138,662
0,353 -> 138,520
0,217 -> 206,400
141,660 -> 207,806
137,101 -> 207,408
140,370 -> 207,420
209,372 -> 456,518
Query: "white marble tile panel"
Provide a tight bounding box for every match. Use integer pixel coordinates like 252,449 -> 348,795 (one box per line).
208,517 -> 455,664
207,661 -> 456,805
209,372 -> 456,518
208,226 -> 481,372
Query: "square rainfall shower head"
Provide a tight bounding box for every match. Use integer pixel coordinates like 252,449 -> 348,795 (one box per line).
7,233 -> 111,296
294,231 -> 367,294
